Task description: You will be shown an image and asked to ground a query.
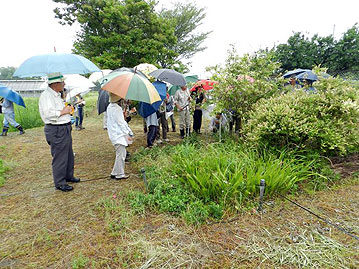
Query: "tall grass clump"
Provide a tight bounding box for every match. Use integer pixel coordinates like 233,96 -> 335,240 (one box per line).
171,141 -> 316,207
130,139 -> 323,224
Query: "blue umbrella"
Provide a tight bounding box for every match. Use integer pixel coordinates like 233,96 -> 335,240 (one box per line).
138,81 -> 167,118
283,69 -> 310,78
295,70 -> 318,81
13,53 -> 100,78
0,85 -> 26,108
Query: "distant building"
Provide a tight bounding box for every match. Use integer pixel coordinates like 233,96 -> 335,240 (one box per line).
0,80 -> 44,98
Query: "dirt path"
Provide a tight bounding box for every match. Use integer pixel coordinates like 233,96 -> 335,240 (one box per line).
0,114 -> 358,268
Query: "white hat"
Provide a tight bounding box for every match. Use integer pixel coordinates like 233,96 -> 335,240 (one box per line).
47,72 -> 65,84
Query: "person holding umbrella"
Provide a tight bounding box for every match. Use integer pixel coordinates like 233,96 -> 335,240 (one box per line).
38,72 -> 80,192
0,97 -> 25,136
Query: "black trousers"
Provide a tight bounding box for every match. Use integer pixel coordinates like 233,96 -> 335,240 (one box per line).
193,109 -> 202,133
44,123 -> 74,187
147,125 -> 157,147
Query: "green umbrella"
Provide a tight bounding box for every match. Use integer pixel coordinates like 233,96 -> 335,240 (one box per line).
168,75 -> 199,96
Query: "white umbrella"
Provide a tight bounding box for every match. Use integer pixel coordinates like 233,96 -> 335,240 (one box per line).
89,69 -> 112,83
64,74 -> 95,90
134,63 -> 157,76
40,74 -> 95,102
65,87 -> 92,102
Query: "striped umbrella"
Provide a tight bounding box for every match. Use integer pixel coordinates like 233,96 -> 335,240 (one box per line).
98,70 -> 161,104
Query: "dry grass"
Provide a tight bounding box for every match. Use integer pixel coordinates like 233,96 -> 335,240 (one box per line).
0,112 -> 358,268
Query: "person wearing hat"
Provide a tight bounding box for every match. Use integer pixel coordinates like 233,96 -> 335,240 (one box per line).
106,93 -> 133,180
39,72 -> 80,192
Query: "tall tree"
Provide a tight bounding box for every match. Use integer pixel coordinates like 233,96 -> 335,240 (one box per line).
272,24 -> 359,76
53,0 -> 178,69
159,2 -> 211,69
273,32 -> 335,73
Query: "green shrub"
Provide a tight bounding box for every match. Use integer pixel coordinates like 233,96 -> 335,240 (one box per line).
243,76 -> 359,156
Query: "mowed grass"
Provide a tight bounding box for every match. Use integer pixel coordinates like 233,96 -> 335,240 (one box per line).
0,109 -> 358,268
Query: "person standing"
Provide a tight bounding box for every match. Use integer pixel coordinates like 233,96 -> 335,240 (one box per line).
39,72 -> 80,192
156,100 -> 169,143
145,112 -> 158,148
165,93 -> 176,132
0,97 -> 25,136
107,94 -> 133,180
192,86 -> 206,134
74,94 -> 86,130
174,85 -> 191,139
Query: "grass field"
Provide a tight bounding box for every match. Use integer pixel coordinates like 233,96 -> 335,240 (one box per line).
0,109 -> 358,268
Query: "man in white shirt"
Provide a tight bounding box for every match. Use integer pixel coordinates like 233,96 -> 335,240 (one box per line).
174,85 -> 191,139
107,93 -> 133,180
39,72 -> 80,192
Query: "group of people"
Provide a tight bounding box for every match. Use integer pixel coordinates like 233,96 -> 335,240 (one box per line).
2,73 -> 217,192
144,83 -> 209,147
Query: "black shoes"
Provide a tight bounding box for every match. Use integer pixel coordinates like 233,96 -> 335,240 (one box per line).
66,177 -> 81,183
55,184 -> 74,192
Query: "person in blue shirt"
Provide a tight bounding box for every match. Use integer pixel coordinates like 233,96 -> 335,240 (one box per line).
0,98 -> 24,136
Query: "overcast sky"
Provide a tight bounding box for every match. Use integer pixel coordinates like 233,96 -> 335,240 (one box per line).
1,0 -> 359,78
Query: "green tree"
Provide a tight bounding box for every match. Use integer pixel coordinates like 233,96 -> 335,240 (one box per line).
331,24 -> 359,76
0,66 -> 17,80
272,24 -> 359,77
159,2 -> 211,70
53,0 -> 178,69
273,32 -> 335,73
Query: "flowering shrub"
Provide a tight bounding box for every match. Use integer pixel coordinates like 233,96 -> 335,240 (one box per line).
243,75 -> 359,155
209,47 -> 283,128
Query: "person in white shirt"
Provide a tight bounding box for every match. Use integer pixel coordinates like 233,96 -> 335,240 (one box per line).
107,93 -> 133,180
38,72 -> 80,192
174,85 -> 191,138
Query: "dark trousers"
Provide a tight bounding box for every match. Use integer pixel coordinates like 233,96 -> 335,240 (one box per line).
147,125 -> 157,147
156,112 -> 168,139
75,106 -> 83,127
44,124 -> 74,187
193,109 -> 202,133
229,114 -> 240,133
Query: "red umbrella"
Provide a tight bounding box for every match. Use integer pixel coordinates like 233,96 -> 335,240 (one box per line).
190,79 -> 218,91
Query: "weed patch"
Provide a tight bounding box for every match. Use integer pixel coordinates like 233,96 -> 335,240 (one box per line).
130,139 -> 328,224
